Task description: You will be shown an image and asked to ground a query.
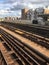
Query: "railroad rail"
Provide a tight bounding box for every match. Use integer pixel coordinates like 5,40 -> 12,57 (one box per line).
1,22 -> 49,38
0,51 -> 7,65
1,22 -> 49,30
1,25 -> 49,49
0,28 -> 49,65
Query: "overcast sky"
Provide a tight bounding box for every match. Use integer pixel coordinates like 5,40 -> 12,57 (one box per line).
0,0 -> 49,17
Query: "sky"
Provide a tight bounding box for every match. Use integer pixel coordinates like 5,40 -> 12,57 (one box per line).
0,0 -> 49,18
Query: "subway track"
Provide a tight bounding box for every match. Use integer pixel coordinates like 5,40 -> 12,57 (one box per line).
1,22 -> 49,38
0,28 -> 49,65
0,51 -> 7,65
0,36 -> 7,65
1,25 -> 49,49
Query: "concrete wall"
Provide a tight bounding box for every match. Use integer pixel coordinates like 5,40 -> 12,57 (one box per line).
4,19 -> 49,25
4,19 -> 32,24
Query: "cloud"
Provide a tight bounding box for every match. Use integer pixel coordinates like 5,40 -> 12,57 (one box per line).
0,10 -> 9,15
0,9 -> 13,17
0,0 -> 49,17
10,0 -> 49,11
0,9 -> 21,17
10,2 -> 27,10
3,0 -> 49,7
3,0 -> 16,4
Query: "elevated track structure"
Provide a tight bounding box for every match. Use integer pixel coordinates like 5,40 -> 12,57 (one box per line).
0,25 -> 49,65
